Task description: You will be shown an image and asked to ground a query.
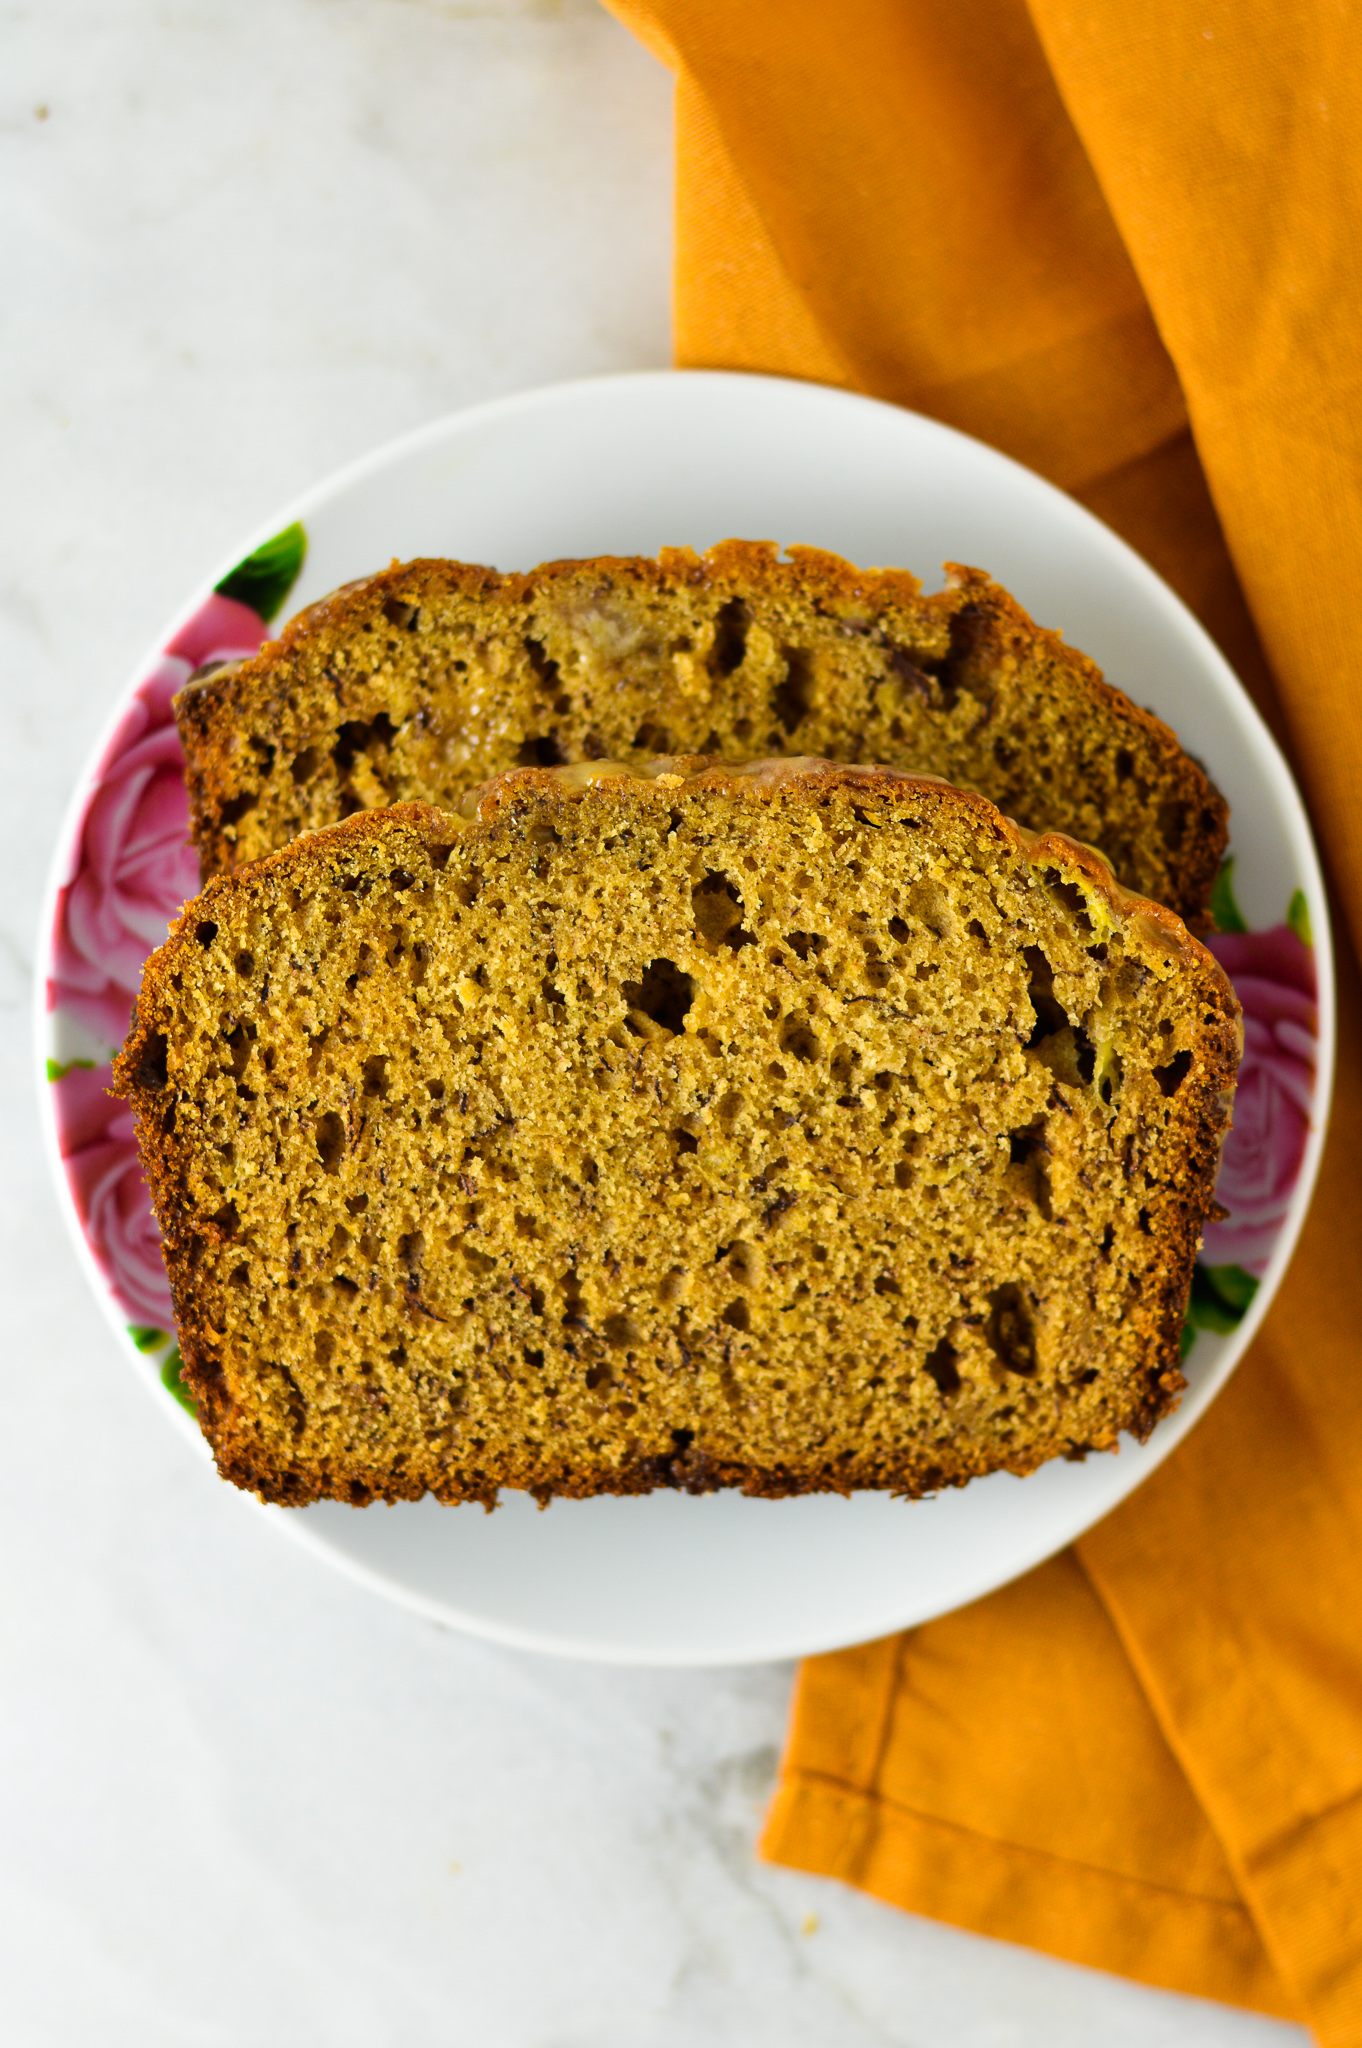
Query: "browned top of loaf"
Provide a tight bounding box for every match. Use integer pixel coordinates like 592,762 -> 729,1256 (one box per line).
117,757 -> 1241,1511
176,540 -> 1228,926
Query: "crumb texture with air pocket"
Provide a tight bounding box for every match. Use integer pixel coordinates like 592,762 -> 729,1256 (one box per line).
115,759 -> 1241,1508
174,541 -> 1228,928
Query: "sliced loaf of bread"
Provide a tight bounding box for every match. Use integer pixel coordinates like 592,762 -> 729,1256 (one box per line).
117,758 -> 1240,1508
176,543 -> 1227,926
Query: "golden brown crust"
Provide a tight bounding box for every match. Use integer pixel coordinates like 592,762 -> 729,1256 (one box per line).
118,762 -> 1240,1510
175,542 -> 1228,926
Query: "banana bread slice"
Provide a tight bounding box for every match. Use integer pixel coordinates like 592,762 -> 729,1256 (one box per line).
117,758 -> 1240,1509
176,542 -> 1227,926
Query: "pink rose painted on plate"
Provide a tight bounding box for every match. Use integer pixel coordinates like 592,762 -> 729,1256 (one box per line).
1202,921 -> 1316,1275
1184,868 -> 1319,1345
53,1063 -> 177,1330
49,592 -> 269,1048
47,525 -> 306,1344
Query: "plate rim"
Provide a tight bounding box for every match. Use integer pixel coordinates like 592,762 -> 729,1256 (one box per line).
34,366 -> 1337,1664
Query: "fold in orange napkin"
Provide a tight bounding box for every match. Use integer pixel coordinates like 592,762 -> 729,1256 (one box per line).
607,3 -> 1362,2035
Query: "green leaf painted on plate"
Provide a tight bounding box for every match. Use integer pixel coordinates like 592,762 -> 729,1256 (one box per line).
1188,1260 -> 1258,1334
128,1324 -> 170,1353
1203,1263 -> 1260,1315
160,1345 -> 197,1413
1287,888 -> 1313,947
47,1056 -> 96,1082
1188,1290 -> 1238,1336
215,521 -> 307,623
1210,858 -> 1248,934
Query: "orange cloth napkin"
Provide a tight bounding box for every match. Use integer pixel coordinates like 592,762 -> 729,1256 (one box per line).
606,2 -> 1362,2035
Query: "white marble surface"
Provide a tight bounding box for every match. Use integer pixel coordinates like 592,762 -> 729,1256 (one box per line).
1,4 -> 1307,2041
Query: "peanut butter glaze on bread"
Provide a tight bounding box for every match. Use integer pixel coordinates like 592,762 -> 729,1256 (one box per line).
176,542 -> 1228,927
117,759 -> 1240,1508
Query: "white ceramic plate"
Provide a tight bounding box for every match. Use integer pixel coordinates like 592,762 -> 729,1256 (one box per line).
38,370 -> 1334,1664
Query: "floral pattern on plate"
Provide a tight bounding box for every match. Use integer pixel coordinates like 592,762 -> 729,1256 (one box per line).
45,526 -> 305,1401
1182,863 -> 1318,1352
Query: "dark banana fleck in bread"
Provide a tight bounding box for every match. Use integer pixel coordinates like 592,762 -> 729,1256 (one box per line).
116,757 -> 1240,1509
176,542 -> 1227,926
